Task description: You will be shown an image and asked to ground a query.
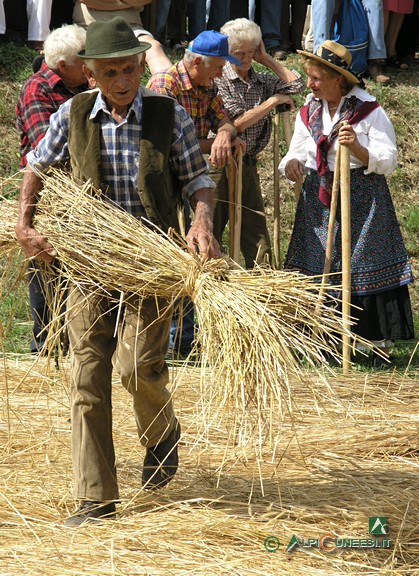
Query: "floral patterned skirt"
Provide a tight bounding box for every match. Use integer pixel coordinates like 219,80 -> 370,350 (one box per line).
285,168 -> 414,340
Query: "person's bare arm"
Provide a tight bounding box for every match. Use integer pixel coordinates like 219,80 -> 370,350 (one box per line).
15,166 -> 57,262
233,93 -> 293,133
253,39 -> 299,83
187,187 -> 221,260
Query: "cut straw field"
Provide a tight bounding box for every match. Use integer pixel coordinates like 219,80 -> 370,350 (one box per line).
0,44 -> 418,576
0,356 -> 418,575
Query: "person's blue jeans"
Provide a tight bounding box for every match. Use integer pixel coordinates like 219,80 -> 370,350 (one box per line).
206,0 -> 231,31
27,260 -> 66,354
187,0 -> 206,38
168,197 -> 196,354
362,0 -> 386,60
169,297 -> 196,354
155,0 -> 172,41
28,261 -> 50,353
257,0 -> 283,50
187,0 -> 232,38
312,0 -> 386,59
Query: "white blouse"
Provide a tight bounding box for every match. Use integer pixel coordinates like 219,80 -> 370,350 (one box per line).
279,86 -> 397,180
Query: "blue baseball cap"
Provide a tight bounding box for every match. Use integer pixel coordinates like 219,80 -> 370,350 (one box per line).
188,30 -> 241,66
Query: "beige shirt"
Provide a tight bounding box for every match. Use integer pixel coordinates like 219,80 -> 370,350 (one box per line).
80,0 -> 145,10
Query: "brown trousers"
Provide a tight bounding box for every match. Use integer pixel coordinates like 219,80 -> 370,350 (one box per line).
211,162 -> 272,268
67,287 -> 175,501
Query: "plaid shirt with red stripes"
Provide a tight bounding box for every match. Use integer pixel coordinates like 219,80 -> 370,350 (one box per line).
15,61 -> 80,168
147,59 -> 228,139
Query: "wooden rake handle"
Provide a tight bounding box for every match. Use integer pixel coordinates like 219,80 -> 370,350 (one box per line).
340,135 -> 352,374
273,109 -> 281,269
227,155 -> 236,259
227,149 -> 243,264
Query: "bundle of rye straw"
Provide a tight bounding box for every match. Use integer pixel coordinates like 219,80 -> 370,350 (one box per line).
16,169 -> 360,438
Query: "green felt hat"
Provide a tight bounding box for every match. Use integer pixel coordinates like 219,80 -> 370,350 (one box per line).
78,16 -> 151,59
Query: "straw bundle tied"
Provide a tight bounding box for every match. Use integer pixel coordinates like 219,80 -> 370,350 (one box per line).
28,172 -> 359,407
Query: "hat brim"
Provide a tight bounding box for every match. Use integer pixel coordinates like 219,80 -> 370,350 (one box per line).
224,54 -> 242,66
297,49 -> 360,84
78,42 -> 151,60
188,46 -> 241,67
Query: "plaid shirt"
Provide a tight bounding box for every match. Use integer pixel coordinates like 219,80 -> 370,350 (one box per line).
27,89 -> 214,218
15,62 -> 83,169
215,63 -> 304,157
147,60 -> 228,139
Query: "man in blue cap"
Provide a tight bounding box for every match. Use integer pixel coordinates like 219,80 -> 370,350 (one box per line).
148,29 -> 245,357
15,16 -> 221,527
148,30 -> 245,167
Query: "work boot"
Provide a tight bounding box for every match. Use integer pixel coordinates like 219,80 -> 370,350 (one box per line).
64,500 -> 116,527
142,421 -> 181,490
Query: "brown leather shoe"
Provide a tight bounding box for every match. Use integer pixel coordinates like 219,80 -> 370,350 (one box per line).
367,60 -> 390,85
268,46 -> 287,60
142,421 -> 181,490
64,500 -> 116,527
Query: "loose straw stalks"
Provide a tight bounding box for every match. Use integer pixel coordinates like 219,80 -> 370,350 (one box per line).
14,170 -> 369,444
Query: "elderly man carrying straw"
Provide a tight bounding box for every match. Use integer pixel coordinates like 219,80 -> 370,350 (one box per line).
15,16 -> 221,527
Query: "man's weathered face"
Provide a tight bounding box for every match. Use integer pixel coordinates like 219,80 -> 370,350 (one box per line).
231,40 -> 256,75
84,55 -> 144,110
195,56 -> 226,87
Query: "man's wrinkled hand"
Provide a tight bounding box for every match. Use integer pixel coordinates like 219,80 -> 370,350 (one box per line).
186,221 -> 221,260
15,225 -> 57,263
208,130 -> 234,168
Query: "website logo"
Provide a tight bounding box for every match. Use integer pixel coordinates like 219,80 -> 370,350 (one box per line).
278,518 -> 392,554
369,517 -> 388,535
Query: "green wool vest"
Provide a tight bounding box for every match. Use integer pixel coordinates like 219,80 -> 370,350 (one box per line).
67,87 -> 183,233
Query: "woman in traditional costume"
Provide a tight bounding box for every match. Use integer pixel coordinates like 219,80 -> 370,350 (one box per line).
279,40 -> 414,366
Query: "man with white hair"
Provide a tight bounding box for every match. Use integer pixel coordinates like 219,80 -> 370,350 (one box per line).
213,17 -> 304,267
16,24 -> 87,166
15,23 -> 87,354
148,30 -> 245,169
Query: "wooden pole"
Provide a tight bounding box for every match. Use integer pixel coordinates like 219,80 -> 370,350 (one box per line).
227,156 -> 236,261
232,148 -> 243,264
280,110 -> 292,149
273,108 -> 281,269
317,143 -> 341,306
281,110 -> 302,202
340,139 -> 352,374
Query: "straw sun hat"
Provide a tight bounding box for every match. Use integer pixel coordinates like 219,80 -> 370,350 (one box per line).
297,40 -> 360,84
78,16 -> 151,59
